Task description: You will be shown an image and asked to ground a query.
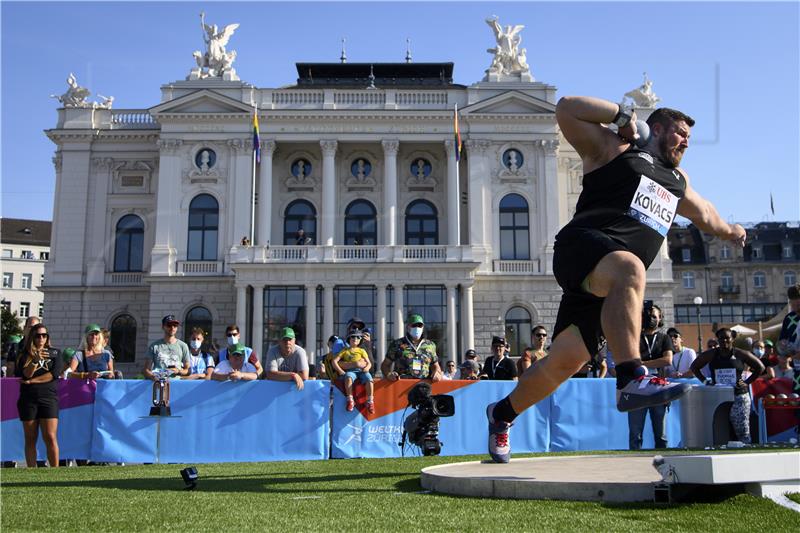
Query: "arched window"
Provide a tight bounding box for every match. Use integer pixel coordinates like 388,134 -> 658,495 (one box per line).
184,306 -> 213,351
187,194 -> 218,260
504,306 -> 532,358
753,271 -> 766,289
283,200 -> 317,244
114,215 -> 144,272
405,200 -> 438,245
499,194 -> 530,260
110,314 -> 137,363
345,200 -> 377,245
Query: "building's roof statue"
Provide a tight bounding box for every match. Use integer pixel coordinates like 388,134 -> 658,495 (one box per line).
483,16 -> 533,82
49,73 -> 114,109
188,12 -> 240,81
623,72 -> 661,108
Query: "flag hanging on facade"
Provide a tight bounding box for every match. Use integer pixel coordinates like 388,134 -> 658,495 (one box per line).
252,107 -> 261,164
454,104 -> 462,161
770,192 -> 775,215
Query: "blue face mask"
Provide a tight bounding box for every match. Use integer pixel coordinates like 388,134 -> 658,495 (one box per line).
409,327 -> 423,339
753,348 -> 764,357
190,340 -> 202,351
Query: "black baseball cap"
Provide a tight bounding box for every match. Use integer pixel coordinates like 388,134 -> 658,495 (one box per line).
162,315 -> 180,326
491,336 -> 507,346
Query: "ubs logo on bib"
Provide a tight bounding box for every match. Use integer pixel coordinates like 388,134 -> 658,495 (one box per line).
626,175 -> 679,236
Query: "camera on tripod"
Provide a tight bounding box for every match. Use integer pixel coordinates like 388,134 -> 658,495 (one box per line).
400,382 -> 455,456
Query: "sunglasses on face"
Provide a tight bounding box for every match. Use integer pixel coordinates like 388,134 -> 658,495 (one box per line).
411,323 -> 423,327
534,333 -> 547,338
670,335 -> 680,339
34,333 -> 49,338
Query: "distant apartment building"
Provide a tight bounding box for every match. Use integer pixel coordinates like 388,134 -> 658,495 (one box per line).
1,218 -> 52,326
668,221 -> 799,325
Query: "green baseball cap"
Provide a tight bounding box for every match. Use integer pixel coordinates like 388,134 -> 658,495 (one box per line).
407,314 -> 424,325
764,340 -> 774,347
62,347 -> 76,362
229,342 -> 247,356
84,323 -> 102,335
280,327 -> 296,339
8,334 -> 22,344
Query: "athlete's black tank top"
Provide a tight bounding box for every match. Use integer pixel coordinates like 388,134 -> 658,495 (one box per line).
556,148 -> 687,269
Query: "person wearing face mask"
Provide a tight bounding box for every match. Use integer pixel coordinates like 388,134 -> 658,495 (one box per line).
627,302 -> 673,450
217,324 -> 263,379
185,328 -> 215,379
381,314 -> 441,382
690,327 -> 764,444
665,328 -> 696,379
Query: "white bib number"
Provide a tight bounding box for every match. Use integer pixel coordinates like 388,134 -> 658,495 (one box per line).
714,368 -> 737,387
626,175 -> 679,236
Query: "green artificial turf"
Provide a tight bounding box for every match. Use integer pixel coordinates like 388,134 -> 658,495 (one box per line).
1,452 -> 798,532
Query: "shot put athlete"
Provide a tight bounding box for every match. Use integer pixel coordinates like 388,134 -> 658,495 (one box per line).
486,96 -> 747,463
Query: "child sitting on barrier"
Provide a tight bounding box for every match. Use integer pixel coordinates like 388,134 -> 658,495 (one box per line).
332,330 -> 374,414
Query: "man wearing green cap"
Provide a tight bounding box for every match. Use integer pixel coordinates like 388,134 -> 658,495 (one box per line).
211,342 -> 258,381
381,314 -> 441,381
265,326 -> 309,390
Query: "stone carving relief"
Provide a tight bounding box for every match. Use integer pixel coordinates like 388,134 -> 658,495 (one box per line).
188,147 -> 221,182
405,152 -> 438,191
483,16 -> 533,82
112,160 -> 155,193
52,153 -> 62,172
188,12 -> 240,81
345,155 -> 377,190
558,156 -> 583,194
157,138 -> 184,154
495,144 -> 533,184
285,152 -> 318,191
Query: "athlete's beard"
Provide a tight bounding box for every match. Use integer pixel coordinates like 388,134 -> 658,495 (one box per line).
658,134 -> 684,168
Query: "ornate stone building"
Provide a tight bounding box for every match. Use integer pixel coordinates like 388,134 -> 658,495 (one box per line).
42,18 -> 675,374
668,221 -> 799,325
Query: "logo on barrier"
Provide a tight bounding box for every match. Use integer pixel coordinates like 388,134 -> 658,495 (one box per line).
367,424 -> 402,443
342,423 -> 363,445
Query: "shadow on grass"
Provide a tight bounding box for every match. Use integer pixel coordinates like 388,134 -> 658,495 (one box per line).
1,471 -> 418,493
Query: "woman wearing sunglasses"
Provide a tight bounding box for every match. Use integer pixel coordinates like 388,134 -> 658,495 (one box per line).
13,323 -> 62,467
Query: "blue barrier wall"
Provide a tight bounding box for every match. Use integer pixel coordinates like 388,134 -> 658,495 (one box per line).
1,378 -> 692,463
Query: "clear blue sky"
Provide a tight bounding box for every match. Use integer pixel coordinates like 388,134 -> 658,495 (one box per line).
2,1 -> 798,224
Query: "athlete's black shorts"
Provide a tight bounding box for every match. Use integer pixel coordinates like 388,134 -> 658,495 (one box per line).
552,227 -> 627,356
17,395 -> 59,421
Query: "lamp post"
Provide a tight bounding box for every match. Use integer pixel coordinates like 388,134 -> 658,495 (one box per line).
693,296 -> 703,352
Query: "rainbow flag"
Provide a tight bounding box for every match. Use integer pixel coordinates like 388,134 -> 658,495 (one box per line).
252,108 -> 261,164
454,104 -> 462,161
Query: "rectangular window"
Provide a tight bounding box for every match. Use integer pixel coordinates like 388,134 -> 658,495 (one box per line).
21,273 -> 32,289
2,249 -> 12,258
19,302 -> 30,318
681,248 -> 691,263
39,251 -> 50,260
720,245 -> 730,260
21,250 -> 34,260
404,285 -> 447,358
334,286 -> 377,338
682,272 -> 695,289
38,303 -> 44,319
752,247 -> 761,259
2,273 -> 12,288
785,246 -> 794,259
263,286 -> 306,355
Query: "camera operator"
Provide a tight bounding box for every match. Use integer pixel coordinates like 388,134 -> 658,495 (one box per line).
627,302 -> 673,450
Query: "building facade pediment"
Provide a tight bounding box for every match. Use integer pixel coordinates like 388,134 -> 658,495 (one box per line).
149,89 -> 254,117
461,91 -> 556,116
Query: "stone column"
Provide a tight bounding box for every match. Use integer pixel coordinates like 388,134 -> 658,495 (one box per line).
381,140 -> 399,246
152,139 -> 183,275
393,283 -> 405,338
228,138 -> 252,248
86,157 -> 114,285
236,285 -> 248,341
323,284 -> 335,340
444,140 -> 460,245
462,282 -> 475,354
257,140 -> 277,246
252,284 -> 264,356
465,139 -> 491,247
541,139 -> 561,274
376,283 -> 387,368
305,283 -> 317,364
320,140 -> 338,246
446,284 -> 458,363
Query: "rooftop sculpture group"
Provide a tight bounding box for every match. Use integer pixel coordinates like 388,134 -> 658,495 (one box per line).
50,73 -> 113,109
484,16 -> 533,82
188,12 -> 240,81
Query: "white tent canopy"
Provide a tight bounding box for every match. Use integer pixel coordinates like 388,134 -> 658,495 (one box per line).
730,324 -> 758,336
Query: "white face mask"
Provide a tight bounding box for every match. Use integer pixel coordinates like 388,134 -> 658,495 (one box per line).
227,335 -> 239,346
409,327 -> 423,339
190,340 -> 202,351
753,348 -> 764,357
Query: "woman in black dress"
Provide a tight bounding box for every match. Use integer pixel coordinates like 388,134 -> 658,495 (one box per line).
14,323 -> 62,467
